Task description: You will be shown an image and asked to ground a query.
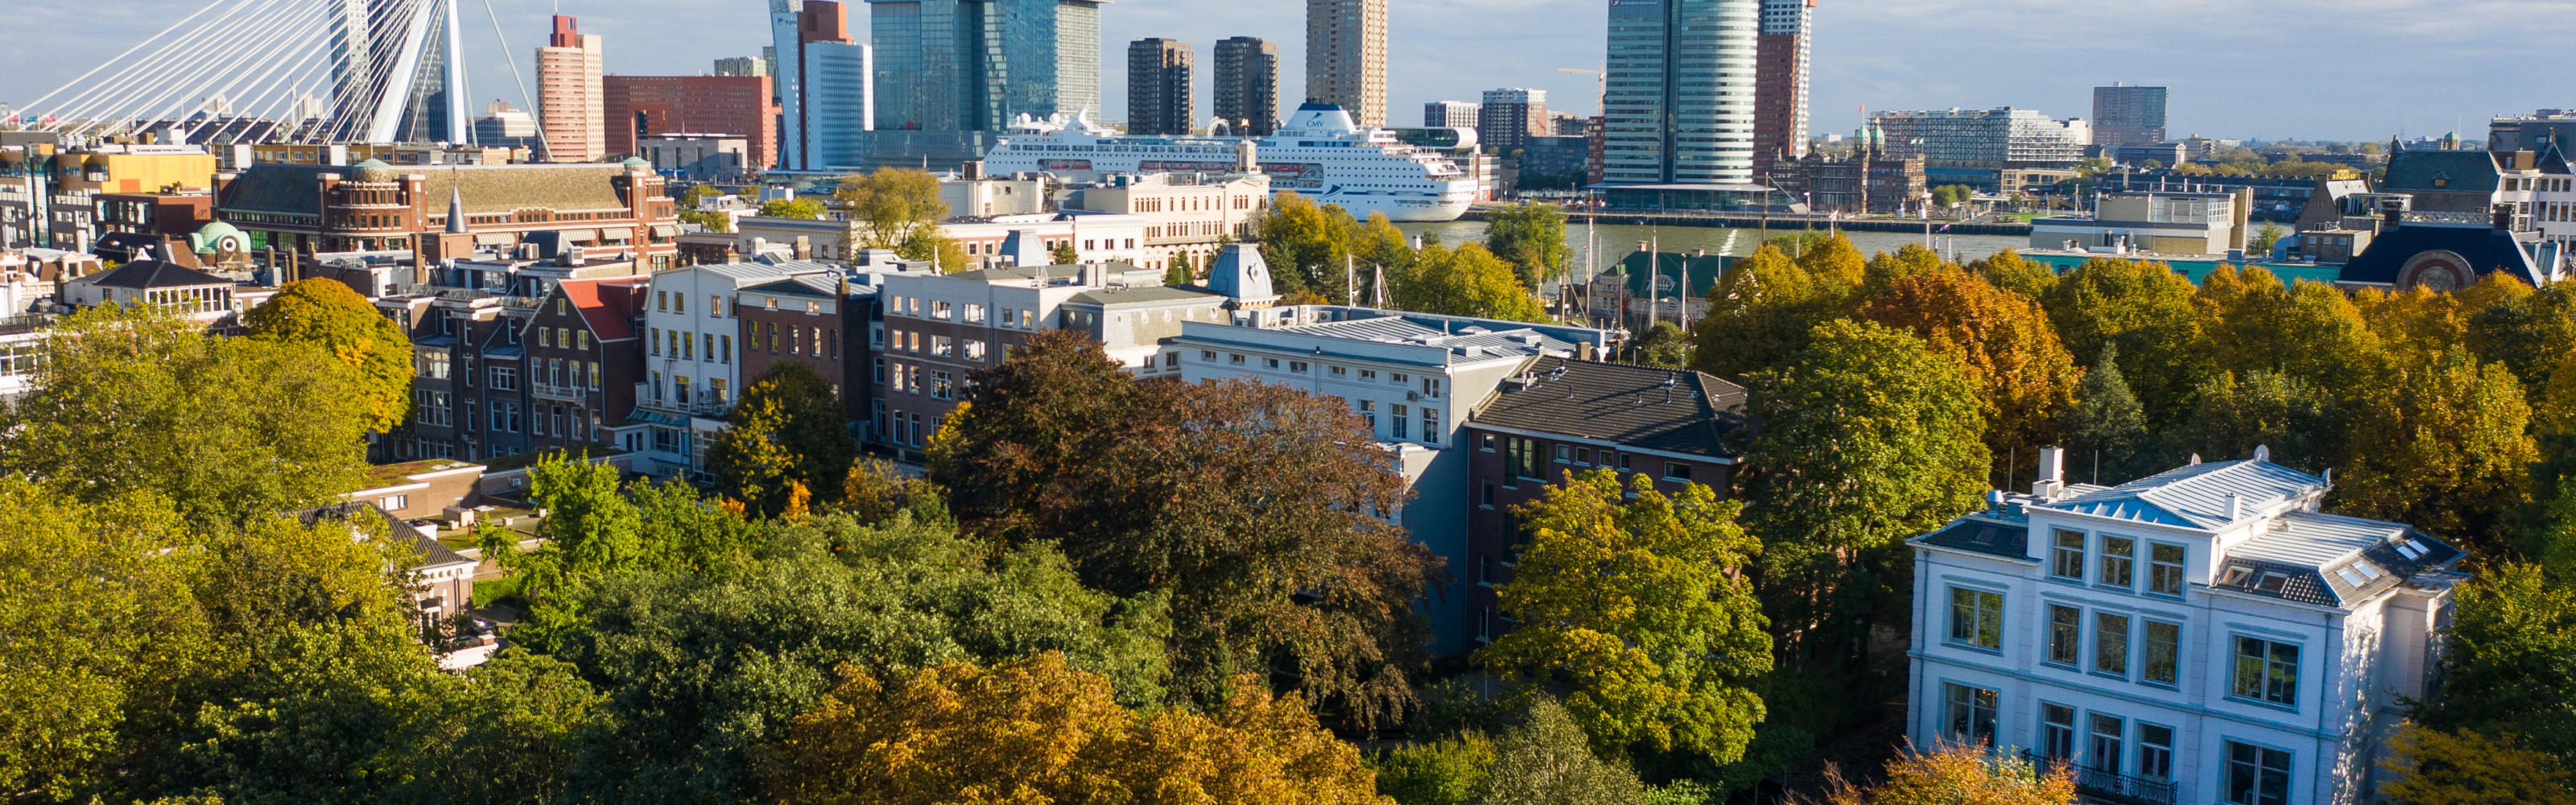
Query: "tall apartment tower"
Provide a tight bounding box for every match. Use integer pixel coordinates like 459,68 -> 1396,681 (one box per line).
1424,101 -> 1480,130
1126,39 -> 1195,135
1602,0 -> 1760,185
1306,0 -> 1389,127
1753,0 -> 1815,171
535,15 -> 605,163
774,1 -> 874,171
868,0 -> 1105,133
1478,89 -> 1548,155
2093,85 -> 2169,148
1212,36 -> 1281,135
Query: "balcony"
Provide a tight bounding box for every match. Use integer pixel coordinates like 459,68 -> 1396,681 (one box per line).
530,382 -> 588,402
2021,752 -> 2176,805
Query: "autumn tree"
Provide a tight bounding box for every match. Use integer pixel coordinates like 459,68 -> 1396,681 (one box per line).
1376,733 -> 1495,805
929,330 -> 1143,542
1484,202 -> 1575,289
1482,696 -> 1650,805
1863,268 -> 2083,486
2381,724 -> 2576,805
1690,244 -> 1854,380
835,168 -> 947,250
2197,268 -> 2378,389
758,197 -> 827,219
757,653 -> 1390,805
708,363 -> 856,516
1059,379 -> 1437,726
0,303 -> 370,526
1480,469 -> 1771,764
2041,258 -> 2208,423
2338,350 -> 2537,547
1967,250 -> 2056,299
1825,743 -> 2076,805
1255,191 -> 1359,295
1743,320 -> 1987,658
2466,279 -> 2576,402
1393,242 -> 1546,322
242,278 -> 415,432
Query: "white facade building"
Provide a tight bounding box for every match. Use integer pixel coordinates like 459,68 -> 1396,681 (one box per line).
1170,306 -> 1610,654
1907,448 -> 2467,805
634,260 -> 836,477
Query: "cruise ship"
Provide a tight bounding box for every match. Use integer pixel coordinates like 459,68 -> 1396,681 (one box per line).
983,104 -> 1477,222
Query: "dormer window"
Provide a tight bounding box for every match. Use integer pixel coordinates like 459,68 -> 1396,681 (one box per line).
2254,572 -> 2289,594
2393,538 -> 2427,559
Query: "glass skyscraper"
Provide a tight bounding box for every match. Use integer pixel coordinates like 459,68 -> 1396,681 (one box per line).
1602,0 -> 1759,185
867,0 -> 1104,132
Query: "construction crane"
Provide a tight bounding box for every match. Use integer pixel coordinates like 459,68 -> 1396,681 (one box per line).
1558,65 -> 1605,117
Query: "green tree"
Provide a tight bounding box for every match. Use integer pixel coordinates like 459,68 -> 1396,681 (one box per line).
675,184 -> 733,233
2381,724 -> 2576,805
2416,564 -> 2576,754
833,168 -> 948,251
758,197 -> 827,219
1165,250 -> 1195,285
1485,202 -> 1575,289
376,651 -> 608,805
930,330 -> 1144,543
1744,320 -> 1988,658
2062,345 -> 2156,485
1478,469 -> 1771,764
0,303 -> 370,526
1393,242 -> 1546,322
1051,241 -> 1081,266
708,363 -> 856,517
1628,321 -> 1692,369
1483,696 -> 1649,805
1377,733 -> 1495,805
1930,184 -> 1974,208
2250,222 -> 2287,255
2165,369 -> 2339,473
242,279 -> 415,432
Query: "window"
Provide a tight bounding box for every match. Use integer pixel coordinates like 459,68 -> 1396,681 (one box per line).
2100,536 -> 2136,588
1290,361 -> 1309,373
1942,683 -> 1996,747
1390,373 -> 1410,385
931,371 -> 953,400
1478,555 -> 1492,585
874,358 -> 886,383
2094,613 -> 2130,677
2039,704 -> 2075,762
2051,529 -> 2087,581
720,336 -> 731,363
1575,448 -> 1591,465
1663,463 -> 1693,482
489,365 -> 518,390
673,294 -> 685,314
1480,478 -> 1496,507
1359,369 -> 1378,381
710,295 -> 724,316
968,341 -> 989,361
577,330 -> 591,350
1947,588 -> 2003,650
2149,543 -> 2186,595
965,303 -> 986,323
420,352 -> 451,379
1391,404 -> 1409,440
656,291 -> 668,311
1331,365 -> 1348,377
931,300 -> 952,320
1265,358 -> 1281,369
2046,605 -> 2082,667
1554,445 -> 1572,464
1359,400 -> 1377,430
2224,741 -> 2291,805
2232,637 -> 2300,706
2136,724 -> 2174,781
1480,433 -> 1496,452
381,494 -> 409,512
2088,715 -> 2124,775
1229,353 -> 1245,365
1422,408 -> 1439,444
931,336 -> 953,357
1509,437 -> 1542,480
2142,621 -> 2181,685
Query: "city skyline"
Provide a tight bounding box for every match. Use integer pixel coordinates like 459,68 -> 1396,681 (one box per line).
6,0 -> 2574,142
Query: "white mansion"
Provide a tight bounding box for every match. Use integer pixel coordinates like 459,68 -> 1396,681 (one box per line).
1907,448 -> 2467,805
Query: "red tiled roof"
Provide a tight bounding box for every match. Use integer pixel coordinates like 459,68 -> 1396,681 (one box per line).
558,277 -> 646,341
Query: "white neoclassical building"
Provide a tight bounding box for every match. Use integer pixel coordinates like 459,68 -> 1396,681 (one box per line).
1906,448 -> 2467,805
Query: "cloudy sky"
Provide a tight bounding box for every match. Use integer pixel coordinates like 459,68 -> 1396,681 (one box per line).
5,0 -> 2568,142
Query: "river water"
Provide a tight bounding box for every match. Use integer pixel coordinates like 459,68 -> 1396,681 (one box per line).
1396,219 -> 2029,270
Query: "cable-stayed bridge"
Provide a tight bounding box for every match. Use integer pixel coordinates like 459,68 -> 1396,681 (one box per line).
8,0 -> 477,146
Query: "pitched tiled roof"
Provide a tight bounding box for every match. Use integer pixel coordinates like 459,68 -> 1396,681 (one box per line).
1470,357 -> 1745,459
221,163 -> 637,217
1916,516 -> 2033,561
2039,459 -> 2327,530
78,259 -> 229,290
558,278 -> 645,341
2212,514 -> 2462,608
2381,150 -> 2505,194
293,502 -> 475,572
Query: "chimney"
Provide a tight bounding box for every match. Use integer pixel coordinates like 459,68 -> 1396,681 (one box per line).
793,236 -> 812,261
2227,493 -> 2244,522
2032,446 -> 2066,498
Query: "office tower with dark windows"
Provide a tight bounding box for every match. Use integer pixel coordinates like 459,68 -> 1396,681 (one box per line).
1126,39 -> 1195,135
1212,36 -> 1280,135
1754,0 -> 1815,171
1601,0 -> 1760,184
1478,89 -> 1548,156
866,0 -> 1105,133
1306,0 -> 1389,127
2092,85 -> 2169,148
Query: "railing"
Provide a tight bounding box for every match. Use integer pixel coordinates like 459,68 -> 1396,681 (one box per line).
530,382 -> 587,401
2022,751 -> 2177,805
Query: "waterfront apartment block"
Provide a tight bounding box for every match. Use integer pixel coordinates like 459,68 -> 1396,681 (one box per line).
1306,0 -> 1389,128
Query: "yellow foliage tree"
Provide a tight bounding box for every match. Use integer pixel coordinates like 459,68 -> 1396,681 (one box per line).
2380,723 -> 2576,805
1826,743 -> 2077,805
1864,268 -> 2083,485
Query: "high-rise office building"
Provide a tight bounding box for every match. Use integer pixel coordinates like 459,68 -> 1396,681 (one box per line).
2092,85 -> 2169,148
1126,39 -> 1194,135
1212,36 -> 1280,135
1478,89 -> 1547,155
714,56 -> 770,77
1753,0 -> 1815,169
605,76 -> 782,170
774,1 -> 874,171
868,0 -> 1105,133
1602,0 -> 1759,185
1424,101 -> 1480,130
1306,0 -> 1389,127
536,15 -> 605,162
